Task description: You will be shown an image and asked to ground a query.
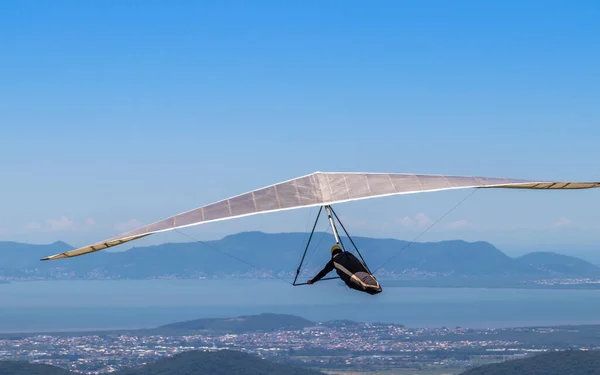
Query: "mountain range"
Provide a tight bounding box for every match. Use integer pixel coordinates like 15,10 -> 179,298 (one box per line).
1,231 -> 599,286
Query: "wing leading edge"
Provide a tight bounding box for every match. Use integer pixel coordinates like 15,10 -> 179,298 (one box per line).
40,172 -> 600,261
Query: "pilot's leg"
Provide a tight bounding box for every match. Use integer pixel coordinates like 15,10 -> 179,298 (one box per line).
352,272 -> 382,295
345,279 -> 364,292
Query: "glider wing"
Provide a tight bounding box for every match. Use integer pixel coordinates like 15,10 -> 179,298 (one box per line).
41,172 -> 600,260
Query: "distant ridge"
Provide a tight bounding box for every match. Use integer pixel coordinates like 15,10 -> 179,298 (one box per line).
516,252 -> 600,278
1,232 -> 599,287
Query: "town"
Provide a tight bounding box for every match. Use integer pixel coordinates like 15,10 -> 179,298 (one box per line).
1,321 -> 594,374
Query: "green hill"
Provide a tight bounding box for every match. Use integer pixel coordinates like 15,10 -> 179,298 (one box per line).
0,350 -> 325,375
157,313 -> 315,333
461,349 -> 600,375
0,360 -> 71,375
116,350 -> 325,375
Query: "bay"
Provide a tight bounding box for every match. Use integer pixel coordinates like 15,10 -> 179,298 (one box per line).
1,279 -> 599,333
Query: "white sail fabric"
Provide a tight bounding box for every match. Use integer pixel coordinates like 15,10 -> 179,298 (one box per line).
41,172 -> 600,260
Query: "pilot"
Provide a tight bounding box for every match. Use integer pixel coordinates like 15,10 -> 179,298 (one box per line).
307,245 -> 382,295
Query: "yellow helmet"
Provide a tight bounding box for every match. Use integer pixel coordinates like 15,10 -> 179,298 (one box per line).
330,245 -> 342,255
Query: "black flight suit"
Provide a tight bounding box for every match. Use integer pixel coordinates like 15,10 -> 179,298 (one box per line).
310,250 -> 382,295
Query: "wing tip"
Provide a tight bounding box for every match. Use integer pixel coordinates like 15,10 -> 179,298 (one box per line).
40,253 -> 67,261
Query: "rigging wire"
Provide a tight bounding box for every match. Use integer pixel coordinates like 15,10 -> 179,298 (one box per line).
328,206 -> 371,273
372,188 -> 479,275
303,226 -> 330,268
293,206 -> 323,285
301,208 -> 333,272
173,186 -> 479,285
299,206 -> 314,255
293,207 -> 335,284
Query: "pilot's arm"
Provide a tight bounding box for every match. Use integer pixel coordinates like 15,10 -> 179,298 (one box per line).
308,259 -> 334,284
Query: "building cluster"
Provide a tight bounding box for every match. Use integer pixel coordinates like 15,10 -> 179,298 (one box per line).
0,323 -> 572,374
529,278 -> 600,285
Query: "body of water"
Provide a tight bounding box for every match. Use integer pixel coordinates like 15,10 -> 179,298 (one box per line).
1,279 -> 600,333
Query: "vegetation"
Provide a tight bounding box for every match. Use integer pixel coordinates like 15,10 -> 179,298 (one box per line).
461,349 -> 600,375
157,313 -> 315,333
8,350 -> 600,375
0,360 -> 71,375
117,350 -> 325,375
0,350 -> 326,375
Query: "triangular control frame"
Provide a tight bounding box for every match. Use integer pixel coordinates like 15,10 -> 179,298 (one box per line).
292,205 -> 371,286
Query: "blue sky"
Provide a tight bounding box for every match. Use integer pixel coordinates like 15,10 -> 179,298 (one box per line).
1,0 -> 599,253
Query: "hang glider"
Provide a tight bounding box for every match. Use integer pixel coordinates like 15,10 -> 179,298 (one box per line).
40,171 -> 600,261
